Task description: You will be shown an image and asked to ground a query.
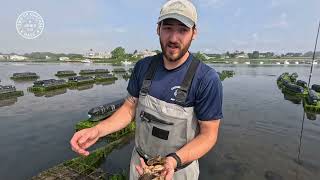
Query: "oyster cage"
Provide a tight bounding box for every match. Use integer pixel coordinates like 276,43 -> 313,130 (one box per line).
32,132 -> 133,180
31,163 -> 106,180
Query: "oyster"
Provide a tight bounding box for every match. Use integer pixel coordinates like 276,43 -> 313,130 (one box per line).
139,156 -> 166,180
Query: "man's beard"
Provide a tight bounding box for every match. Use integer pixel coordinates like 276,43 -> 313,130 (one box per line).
160,38 -> 192,62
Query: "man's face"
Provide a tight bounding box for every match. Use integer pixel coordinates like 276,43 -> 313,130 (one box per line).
158,18 -> 197,62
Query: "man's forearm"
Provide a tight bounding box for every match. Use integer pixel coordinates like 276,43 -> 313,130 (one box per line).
176,120 -> 220,165
95,98 -> 137,138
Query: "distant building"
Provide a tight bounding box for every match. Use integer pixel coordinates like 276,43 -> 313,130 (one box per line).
10,55 -> 27,60
285,52 -> 302,57
133,49 -> 157,58
235,53 -> 248,58
259,54 -> 266,58
221,54 -> 230,59
85,49 -> 95,58
84,49 -> 111,59
0,55 -> 6,60
59,57 -> 70,61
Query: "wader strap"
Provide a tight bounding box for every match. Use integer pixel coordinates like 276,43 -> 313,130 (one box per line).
175,56 -> 200,106
140,54 -> 161,96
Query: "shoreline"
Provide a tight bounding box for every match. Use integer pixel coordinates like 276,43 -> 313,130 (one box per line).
0,60 -> 318,65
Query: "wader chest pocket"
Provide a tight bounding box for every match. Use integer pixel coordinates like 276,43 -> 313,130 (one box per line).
140,111 -> 174,125
140,111 -> 174,140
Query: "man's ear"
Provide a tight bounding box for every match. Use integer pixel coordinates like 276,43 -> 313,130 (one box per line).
192,27 -> 197,40
157,24 -> 160,36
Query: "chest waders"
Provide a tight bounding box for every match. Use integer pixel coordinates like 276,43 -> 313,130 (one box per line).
129,54 -> 200,180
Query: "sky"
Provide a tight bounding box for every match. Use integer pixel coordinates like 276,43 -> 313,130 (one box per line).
1,0 -> 320,54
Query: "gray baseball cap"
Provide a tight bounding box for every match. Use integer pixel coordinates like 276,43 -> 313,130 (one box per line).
158,0 -> 198,28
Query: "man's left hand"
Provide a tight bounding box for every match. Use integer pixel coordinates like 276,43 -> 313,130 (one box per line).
135,157 -> 177,180
161,156 -> 177,180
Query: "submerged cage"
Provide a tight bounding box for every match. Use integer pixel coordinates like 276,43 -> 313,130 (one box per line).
112,68 -> 126,73
11,72 -> 39,80
79,69 -> 96,75
311,84 -> 320,92
32,133 -> 134,180
290,72 -> 298,82
296,80 -> 307,88
88,99 -> 125,122
283,83 -> 304,94
0,85 -> 16,94
55,70 -> 77,77
69,76 -> 94,82
306,90 -> 319,105
0,85 -> 23,99
95,69 -> 110,74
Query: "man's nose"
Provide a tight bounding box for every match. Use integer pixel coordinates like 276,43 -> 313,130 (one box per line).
168,30 -> 179,43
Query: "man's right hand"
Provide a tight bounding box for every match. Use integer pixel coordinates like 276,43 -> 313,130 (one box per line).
70,126 -> 100,156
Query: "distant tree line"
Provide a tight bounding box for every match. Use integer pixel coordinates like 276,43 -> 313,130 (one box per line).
3,49 -> 320,60
23,52 -> 83,60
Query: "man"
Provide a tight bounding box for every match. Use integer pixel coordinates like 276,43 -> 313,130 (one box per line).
70,0 -> 223,179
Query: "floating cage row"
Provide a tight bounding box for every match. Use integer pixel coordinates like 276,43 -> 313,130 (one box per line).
9,68 -> 132,80
28,75 -> 118,92
217,70 -> 235,81
0,75 -> 119,100
277,72 -> 320,114
0,85 -> 24,100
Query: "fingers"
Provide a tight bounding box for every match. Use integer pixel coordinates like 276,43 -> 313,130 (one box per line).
139,158 -> 147,168
70,130 -> 91,156
165,168 -> 174,180
80,136 -> 99,150
135,158 -> 147,175
161,162 -> 174,180
70,132 -> 82,153
78,133 -> 90,145
161,168 -> 174,180
135,165 -> 144,175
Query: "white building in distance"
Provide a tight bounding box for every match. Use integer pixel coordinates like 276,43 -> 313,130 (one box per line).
133,49 -> 157,58
10,55 -> 27,60
0,55 -> 6,60
59,57 -> 70,61
84,49 -> 112,59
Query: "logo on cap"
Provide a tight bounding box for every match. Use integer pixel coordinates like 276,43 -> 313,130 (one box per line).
168,1 -> 187,13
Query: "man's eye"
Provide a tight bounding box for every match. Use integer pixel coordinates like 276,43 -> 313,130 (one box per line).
180,28 -> 188,33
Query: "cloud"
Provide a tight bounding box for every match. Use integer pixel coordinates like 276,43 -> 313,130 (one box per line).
264,12 -> 288,28
203,48 -> 213,53
252,33 -> 259,40
231,40 -> 248,46
197,0 -> 224,8
234,8 -> 242,17
270,0 -> 280,8
113,27 -> 127,33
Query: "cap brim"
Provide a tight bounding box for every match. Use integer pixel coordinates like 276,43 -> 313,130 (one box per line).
158,13 -> 194,28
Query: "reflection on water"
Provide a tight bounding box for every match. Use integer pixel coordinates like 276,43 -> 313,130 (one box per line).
0,97 -> 18,107
0,63 -> 319,180
31,88 -> 68,98
69,84 -> 94,91
305,112 -> 317,120
284,93 -> 302,104
280,92 -> 319,120
96,81 -> 116,86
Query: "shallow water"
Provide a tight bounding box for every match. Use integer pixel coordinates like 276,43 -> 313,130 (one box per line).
0,62 -> 319,180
